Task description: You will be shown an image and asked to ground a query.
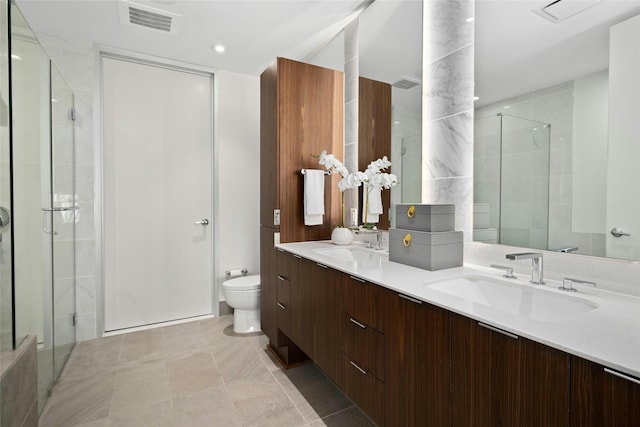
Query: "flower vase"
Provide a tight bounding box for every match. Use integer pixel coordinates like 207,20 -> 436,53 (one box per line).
331,227 -> 354,245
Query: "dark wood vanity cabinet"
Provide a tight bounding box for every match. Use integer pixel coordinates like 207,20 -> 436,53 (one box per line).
570,356 -> 640,427
275,252 -> 637,427
451,314 -> 570,427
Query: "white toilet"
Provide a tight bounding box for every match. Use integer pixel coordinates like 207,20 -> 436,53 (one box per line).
222,274 -> 261,333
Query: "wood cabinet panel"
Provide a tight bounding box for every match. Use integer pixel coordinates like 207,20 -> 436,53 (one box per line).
571,356 -> 640,427
290,257 -> 315,358
345,274 -> 385,332
313,263 -> 343,383
260,62 -> 278,229
382,290 -> 418,427
415,303 -> 451,426
359,77 -> 392,229
275,58 -> 343,243
451,314 -> 569,427
342,311 -> 385,381
341,352 -> 384,426
259,227 -> 277,344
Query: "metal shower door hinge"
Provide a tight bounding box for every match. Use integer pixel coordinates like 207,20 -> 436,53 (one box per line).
72,313 -> 77,326
70,107 -> 76,121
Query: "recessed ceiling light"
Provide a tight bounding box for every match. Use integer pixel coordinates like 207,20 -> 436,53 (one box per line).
11,54 -> 22,60
473,96 -> 479,101
466,17 -> 474,23
394,121 -> 400,124
213,45 -> 225,53
504,105 -> 511,109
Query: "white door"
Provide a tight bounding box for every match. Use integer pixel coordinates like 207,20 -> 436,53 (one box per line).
605,16 -> 640,261
102,56 -> 213,331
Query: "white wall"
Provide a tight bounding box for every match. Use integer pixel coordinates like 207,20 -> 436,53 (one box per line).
215,70 -> 261,302
37,33 -> 260,339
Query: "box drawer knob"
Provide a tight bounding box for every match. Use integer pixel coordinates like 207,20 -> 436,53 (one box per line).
403,233 -> 412,247
407,205 -> 416,218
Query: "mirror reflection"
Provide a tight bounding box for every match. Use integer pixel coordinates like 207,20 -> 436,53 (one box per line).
473,0 -> 640,261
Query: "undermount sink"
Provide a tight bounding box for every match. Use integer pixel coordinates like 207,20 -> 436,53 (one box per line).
313,246 -> 385,267
425,275 -> 598,322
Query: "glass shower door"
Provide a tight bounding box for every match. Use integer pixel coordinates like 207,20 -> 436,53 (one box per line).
50,63 -> 76,379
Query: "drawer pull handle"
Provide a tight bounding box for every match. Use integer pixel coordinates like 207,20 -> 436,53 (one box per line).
399,293 -> 422,304
604,368 -> 640,385
349,317 -> 367,329
293,254 -> 302,259
349,275 -> 366,283
478,322 -> 519,340
277,275 -> 286,281
350,360 -> 367,375
403,233 -> 412,247
277,302 -> 287,310
317,263 -> 329,269
407,205 -> 416,218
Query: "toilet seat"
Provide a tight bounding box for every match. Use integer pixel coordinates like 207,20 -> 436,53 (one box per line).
223,274 -> 260,291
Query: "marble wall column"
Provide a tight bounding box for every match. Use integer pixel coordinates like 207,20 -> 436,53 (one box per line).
422,0 -> 475,241
343,19 -> 359,226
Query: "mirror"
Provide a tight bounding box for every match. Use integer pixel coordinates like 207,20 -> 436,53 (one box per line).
473,0 -> 640,261
359,0 -> 422,206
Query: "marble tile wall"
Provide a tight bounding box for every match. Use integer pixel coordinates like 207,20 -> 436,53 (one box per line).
423,0 -> 475,241
36,34 -> 97,340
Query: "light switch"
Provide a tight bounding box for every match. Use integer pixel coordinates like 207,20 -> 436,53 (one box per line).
274,209 -> 280,226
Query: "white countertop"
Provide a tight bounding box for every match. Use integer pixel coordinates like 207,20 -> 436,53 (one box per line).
276,240 -> 640,378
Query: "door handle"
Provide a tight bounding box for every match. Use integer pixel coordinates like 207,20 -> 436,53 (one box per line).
195,219 -> 209,226
610,227 -> 630,237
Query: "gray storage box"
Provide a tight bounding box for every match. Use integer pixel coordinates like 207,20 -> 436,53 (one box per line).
395,204 -> 455,232
389,228 -> 463,271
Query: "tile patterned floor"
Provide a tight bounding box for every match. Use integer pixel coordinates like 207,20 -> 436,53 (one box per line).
39,315 -> 376,426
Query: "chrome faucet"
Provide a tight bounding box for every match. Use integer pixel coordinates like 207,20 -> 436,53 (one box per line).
505,252 -> 544,285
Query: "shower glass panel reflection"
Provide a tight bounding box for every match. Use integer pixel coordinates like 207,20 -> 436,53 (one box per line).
10,3 -> 76,413
474,113 -> 551,249
498,114 -> 550,249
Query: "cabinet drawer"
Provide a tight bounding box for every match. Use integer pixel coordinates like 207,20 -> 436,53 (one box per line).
276,248 -> 291,278
344,275 -> 384,332
341,352 -> 384,426
342,312 -> 384,381
276,300 -> 291,338
276,274 -> 290,306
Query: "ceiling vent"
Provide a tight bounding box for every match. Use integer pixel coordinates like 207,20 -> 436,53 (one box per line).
117,0 -> 182,34
533,0 -> 601,24
392,76 -> 421,90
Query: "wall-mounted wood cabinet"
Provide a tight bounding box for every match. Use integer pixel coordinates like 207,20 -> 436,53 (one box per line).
260,57 -> 344,358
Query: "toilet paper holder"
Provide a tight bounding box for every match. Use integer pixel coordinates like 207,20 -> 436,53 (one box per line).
225,268 -> 248,278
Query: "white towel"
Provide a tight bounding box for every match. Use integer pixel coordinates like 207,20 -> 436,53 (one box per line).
304,170 -> 325,226
363,184 -> 383,224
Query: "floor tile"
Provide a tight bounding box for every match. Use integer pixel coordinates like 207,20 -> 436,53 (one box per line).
273,364 -> 353,423
108,400 -> 174,427
227,370 -> 306,427
39,374 -> 114,427
59,336 -> 122,382
173,384 -> 241,427
119,329 -> 166,363
212,338 -> 269,384
110,372 -> 172,415
310,406 -> 376,427
167,350 -> 224,397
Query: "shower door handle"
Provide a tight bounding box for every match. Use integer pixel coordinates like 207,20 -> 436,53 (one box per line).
195,219 -> 209,226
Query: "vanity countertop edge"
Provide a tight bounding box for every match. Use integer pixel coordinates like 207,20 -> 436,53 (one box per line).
276,240 -> 640,379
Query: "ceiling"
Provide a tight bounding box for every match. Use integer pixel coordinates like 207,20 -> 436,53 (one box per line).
475,0 -> 640,106
16,0 -> 369,76
15,0 -> 640,108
